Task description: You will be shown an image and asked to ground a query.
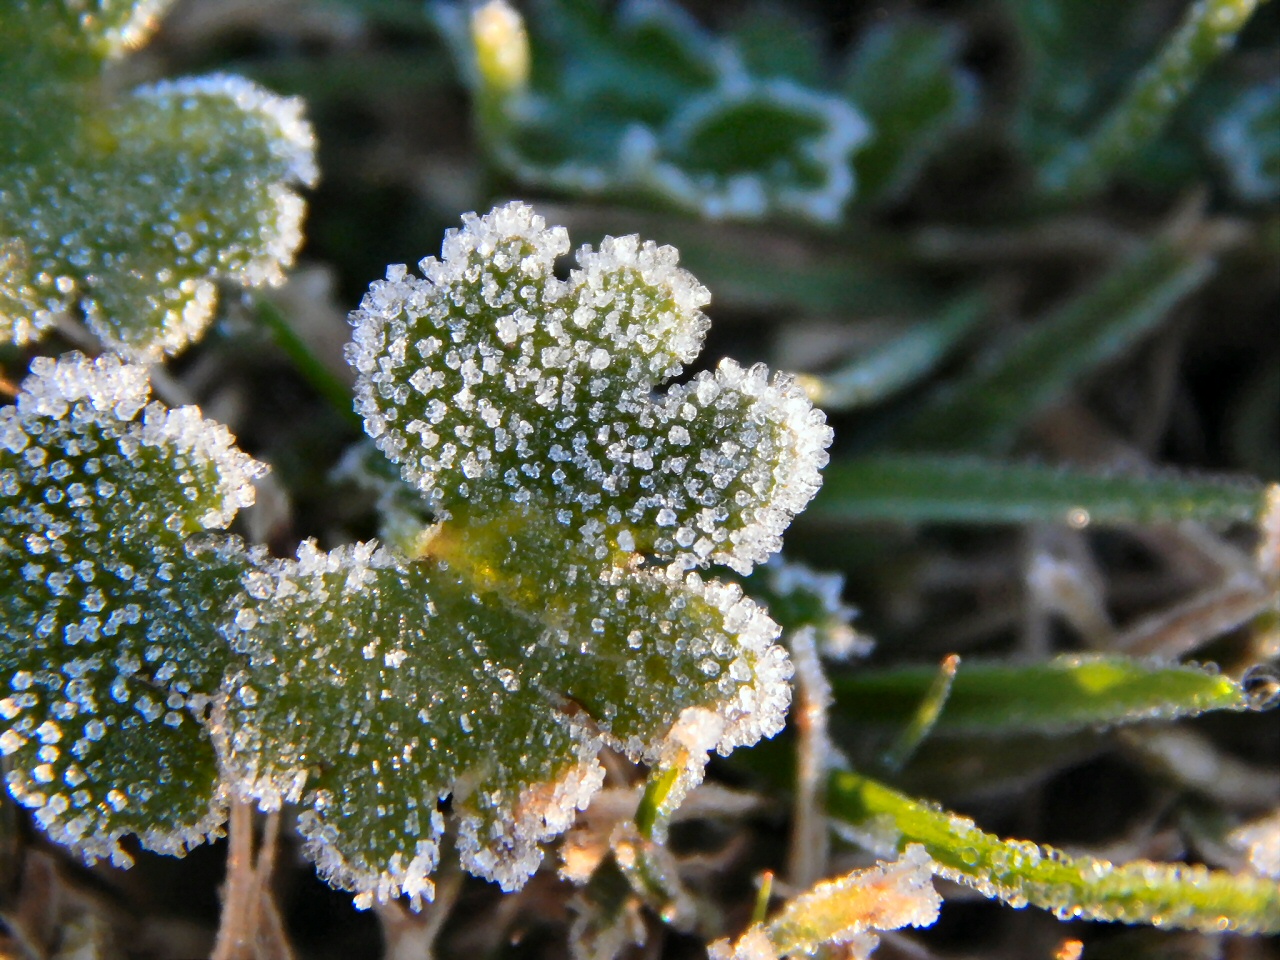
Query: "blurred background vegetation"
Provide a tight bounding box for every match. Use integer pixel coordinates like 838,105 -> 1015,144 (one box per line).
2,0 -> 1278,958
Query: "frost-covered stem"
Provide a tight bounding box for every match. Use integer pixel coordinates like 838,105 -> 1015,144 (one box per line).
1038,0 -> 1265,199
828,770 -> 1280,933
212,798 -> 257,960
787,627 -> 831,889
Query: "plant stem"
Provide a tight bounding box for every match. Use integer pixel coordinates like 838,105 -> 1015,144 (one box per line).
212,798 -> 256,960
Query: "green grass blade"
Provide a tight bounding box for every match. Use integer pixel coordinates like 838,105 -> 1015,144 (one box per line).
833,654 -> 1260,736
806,294 -> 986,411
1038,0 -> 1264,199
806,455 -> 1266,526
895,243 -> 1214,451
828,770 -> 1280,933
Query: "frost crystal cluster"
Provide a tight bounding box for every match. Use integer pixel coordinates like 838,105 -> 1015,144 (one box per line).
0,0 -> 317,358
0,204 -> 832,912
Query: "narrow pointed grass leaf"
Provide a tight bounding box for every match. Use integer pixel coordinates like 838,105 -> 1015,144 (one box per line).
829,770 -> 1280,934
832,654 -> 1261,737
895,242 -> 1214,452
804,293 -> 986,411
1038,0 -> 1264,199
0,354 -> 265,865
807,455 -> 1268,526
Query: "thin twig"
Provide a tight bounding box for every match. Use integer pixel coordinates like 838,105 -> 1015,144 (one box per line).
212,797 -> 256,960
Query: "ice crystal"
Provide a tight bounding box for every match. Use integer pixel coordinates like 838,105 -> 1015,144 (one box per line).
0,353 -> 265,865
349,201 -> 832,577
0,2 -> 317,357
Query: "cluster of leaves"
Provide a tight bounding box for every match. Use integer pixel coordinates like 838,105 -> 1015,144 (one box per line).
2,0 -> 1280,958
432,0 -> 975,222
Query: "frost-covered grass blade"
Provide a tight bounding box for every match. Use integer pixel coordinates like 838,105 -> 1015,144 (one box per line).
833,654 -> 1264,737
807,455 -> 1269,526
829,770 -> 1280,934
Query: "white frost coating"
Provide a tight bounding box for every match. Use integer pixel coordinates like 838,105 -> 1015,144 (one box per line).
131,74 -> 320,195
708,845 -> 938,960
763,556 -> 871,660
347,202 -> 832,577
8,353 -> 264,527
456,722 -> 606,892
0,351 -> 266,868
1230,810 -> 1280,878
1,56 -> 318,358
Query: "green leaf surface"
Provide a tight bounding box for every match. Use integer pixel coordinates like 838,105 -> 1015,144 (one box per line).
832,654 -> 1258,736
806,455 -> 1267,527
894,242 -> 1215,451
222,520 -> 790,907
829,770 -> 1280,934
0,354 -> 263,864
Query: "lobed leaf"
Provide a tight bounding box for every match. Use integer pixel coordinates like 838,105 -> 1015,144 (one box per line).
348,202 -> 833,577
0,354 -> 264,865
807,455 -> 1268,527
828,770 -> 1280,934
832,654 -> 1262,737
0,8 -> 317,357
220,514 -> 791,907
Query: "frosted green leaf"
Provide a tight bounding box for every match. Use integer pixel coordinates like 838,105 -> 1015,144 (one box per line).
434,0 -> 869,223
0,2 -> 318,358
1208,79 -> 1280,203
0,354 -> 265,865
220,517 -> 790,908
349,202 -> 833,577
